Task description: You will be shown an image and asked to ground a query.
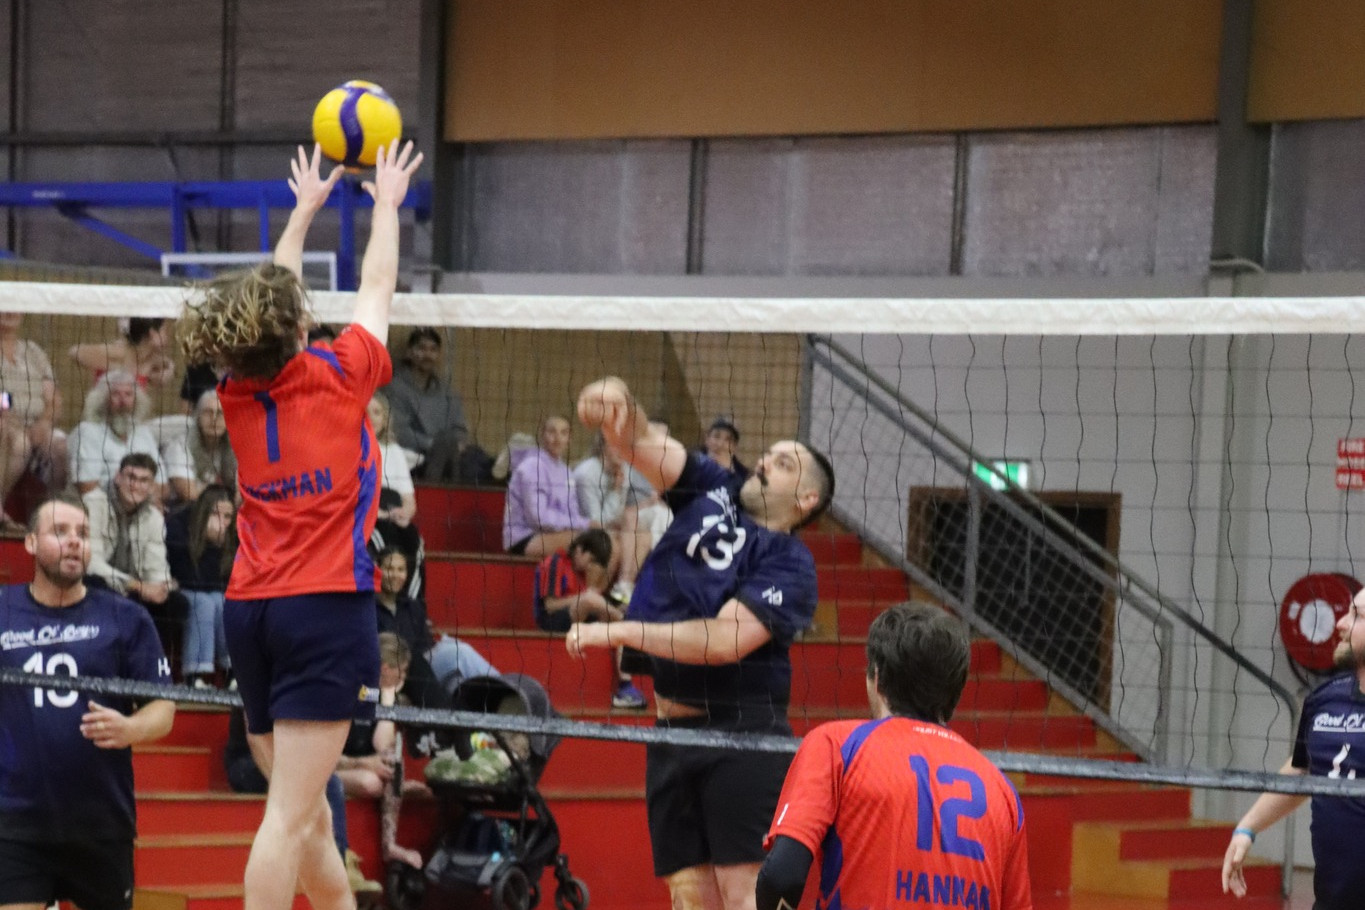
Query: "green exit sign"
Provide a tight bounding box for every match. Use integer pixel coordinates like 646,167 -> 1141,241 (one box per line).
972,460 -> 1029,491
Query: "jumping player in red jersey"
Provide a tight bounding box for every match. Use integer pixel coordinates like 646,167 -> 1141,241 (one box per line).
178,140 -> 421,910
759,601 -> 1032,910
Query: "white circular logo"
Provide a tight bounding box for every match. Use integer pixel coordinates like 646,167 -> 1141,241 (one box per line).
1298,598 -> 1338,644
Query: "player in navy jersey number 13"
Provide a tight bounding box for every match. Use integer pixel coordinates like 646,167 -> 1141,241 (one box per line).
1222,586 -> 1365,910
178,139 -> 421,910
571,376 -> 835,910
758,601 -> 1031,910
0,493 -> 175,910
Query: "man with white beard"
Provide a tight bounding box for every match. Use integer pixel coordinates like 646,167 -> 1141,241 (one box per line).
68,370 -> 166,499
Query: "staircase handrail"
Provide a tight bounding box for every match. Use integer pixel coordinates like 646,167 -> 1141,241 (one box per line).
804,333 -> 1299,750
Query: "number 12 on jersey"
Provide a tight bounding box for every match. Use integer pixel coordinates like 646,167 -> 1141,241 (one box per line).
910,754 -> 987,860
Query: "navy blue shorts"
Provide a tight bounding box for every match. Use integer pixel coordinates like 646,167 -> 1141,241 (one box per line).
224,592 -> 380,735
0,836 -> 133,910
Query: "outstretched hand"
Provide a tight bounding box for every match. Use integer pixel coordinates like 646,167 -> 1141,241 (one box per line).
577,377 -> 634,436
362,139 -> 423,208
1220,831 -> 1252,897
288,144 -> 345,213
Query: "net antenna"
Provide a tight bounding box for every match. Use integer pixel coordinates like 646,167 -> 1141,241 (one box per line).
160,251 -> 339,291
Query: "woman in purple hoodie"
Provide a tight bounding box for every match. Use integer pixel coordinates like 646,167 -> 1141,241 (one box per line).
503,415 -> 594,557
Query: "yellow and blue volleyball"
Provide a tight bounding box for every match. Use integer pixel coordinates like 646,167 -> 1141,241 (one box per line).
312,80 -> 402,169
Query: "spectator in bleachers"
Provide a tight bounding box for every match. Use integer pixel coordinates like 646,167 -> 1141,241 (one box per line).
69,316 -> 176,389
384,327 -> 468,479
374,547 -> 448,710
533,529 -> 645,709
178,363 -> 219,415
68,370 -> 166,497
368,390 -> 423,599
166,485 -> 235,689
0,313 -> 66,528
699,414 -> 749,480
84,452 -> 183,664
376,546 -> 495,697
334,633 -> 429,870
574,430 -> 672,601
503,415 -> 593,557
164,388 -> 237,506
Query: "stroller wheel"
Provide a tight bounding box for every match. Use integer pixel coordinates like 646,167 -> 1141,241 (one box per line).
528,879 -> 541,909
554,876 -> 589,910
492,864 -> 532,910
386,861 -> 426,910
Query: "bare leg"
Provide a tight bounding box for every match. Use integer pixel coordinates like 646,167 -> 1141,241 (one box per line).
665,865 -> 724,910
380,753 -> 422,868
43,431 -> 68,492
713,863 -> 761,910
0,902 -> 47,910
0,420 -> 30,522
618,507 -> 642,583
244,720 -> 354,910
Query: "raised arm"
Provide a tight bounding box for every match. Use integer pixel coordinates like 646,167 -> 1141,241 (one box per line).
353,139 -> 423,342
577,376 -> 687,492
275,144 -> 345,281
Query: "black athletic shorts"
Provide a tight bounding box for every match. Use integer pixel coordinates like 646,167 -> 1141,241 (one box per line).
0,837 -> 134,910
644,717 -> 794,877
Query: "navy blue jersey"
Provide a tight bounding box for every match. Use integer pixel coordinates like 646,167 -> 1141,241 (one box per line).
1292,673 -> 1365,910
0,584 -> 170,842
629,453 -> 818,730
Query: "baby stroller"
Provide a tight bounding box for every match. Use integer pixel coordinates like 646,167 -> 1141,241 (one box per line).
388,673 -> 589,910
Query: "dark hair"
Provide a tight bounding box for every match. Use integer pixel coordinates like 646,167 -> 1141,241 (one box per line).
377,546 -> 410,573
307,323 -> 338,344
126,317 -> 167,345
189,484 -> 238,576
407,327 -> 441,349
27,491 -> 87,533
179,262 -> 310,381
708,415 -> 740,443
793,443 -> 835,530
865,601 -> 970,724
569,529 -> 612,568
118,452 -> 159,476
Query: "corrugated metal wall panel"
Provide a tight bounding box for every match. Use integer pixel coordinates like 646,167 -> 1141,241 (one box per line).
1266,120 -> 1365,271
24,0 -> 223,132
962,126 -> 1215,278
233,0 -> 421,131
466,140 -> 690,274
701,135 -> 956,277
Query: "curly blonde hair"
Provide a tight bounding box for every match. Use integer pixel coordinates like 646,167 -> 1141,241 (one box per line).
178,263 -> 311,381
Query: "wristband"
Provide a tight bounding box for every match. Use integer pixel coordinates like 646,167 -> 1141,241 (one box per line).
1233,826 -> 1256,843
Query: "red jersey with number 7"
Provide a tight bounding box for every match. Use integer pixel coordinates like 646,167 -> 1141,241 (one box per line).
218,325 -> 392,599
766,716 -> 1032,910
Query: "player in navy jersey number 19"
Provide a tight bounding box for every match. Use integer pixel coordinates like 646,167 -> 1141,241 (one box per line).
570,376 -> 835,910
0,493 -> 174,910
1222,586 -> 1365,910
758,601 -> 1031,910
178,140 -> 421,910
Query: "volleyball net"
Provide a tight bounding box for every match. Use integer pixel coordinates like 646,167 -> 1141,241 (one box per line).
1,270 -> 1364,806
